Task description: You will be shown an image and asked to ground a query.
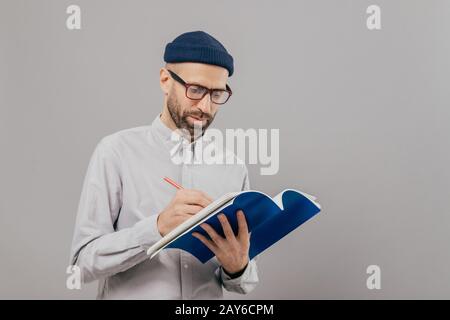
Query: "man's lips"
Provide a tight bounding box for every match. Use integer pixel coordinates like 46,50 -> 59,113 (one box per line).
188,115 -> 207,121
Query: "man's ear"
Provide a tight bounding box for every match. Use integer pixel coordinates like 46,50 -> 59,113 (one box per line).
159,68 -> 171,95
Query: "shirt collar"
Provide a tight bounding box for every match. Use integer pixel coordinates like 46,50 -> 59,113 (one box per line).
150,113 -> 211,158
151,113 -> 179,146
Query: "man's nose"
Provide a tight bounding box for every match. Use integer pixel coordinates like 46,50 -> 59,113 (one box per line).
196,93 -> 213,114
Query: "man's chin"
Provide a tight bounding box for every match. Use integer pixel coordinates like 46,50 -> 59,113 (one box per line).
186,116 -> 207,127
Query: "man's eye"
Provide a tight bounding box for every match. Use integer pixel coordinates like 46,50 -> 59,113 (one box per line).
189,86 -> 206,95
212,91 -> 224,98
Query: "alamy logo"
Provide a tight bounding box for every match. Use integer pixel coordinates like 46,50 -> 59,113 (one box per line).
66,5 -> 81,30
366,265 -> 381,290
366,5 -> 381,30
169,126 -> 280,176
66,265 -> 81,290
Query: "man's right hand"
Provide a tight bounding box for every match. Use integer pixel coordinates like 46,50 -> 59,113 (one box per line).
157,189 -> 213,237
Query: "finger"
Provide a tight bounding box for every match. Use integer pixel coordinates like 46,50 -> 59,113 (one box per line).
175,189 -> 187,202
217,213 -> 236,242
203,193 -> 213,203
192,232 -> 218,254
236,210 -> 249,241
190,189 -> 213,203
183,191 -> 212,208
182,204 -> 204,215
194,189 -> 213,203
199,223 -> 224,246
189,189 -> 213,203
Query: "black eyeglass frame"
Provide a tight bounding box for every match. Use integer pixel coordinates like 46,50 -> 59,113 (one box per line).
167,69 -> 233,105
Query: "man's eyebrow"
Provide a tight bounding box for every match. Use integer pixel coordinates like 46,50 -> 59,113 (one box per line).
186,81 -> 227,91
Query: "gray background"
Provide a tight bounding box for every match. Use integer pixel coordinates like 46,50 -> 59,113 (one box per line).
1,0 -> 449,299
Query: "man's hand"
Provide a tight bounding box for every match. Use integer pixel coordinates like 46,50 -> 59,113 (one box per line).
157,189 -> 213,237
192,210 -> 250,275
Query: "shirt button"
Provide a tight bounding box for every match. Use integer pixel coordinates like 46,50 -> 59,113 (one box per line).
184,264 -> 189,269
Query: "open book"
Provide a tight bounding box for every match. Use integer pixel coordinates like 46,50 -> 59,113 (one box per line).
146,189 -> 322,263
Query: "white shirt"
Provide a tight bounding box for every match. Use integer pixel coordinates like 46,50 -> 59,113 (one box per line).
69,114 -> 259,299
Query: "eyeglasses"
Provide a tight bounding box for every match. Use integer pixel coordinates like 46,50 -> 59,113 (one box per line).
167,69 -> 233,105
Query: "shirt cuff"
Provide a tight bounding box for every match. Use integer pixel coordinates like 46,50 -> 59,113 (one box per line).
219,258 -> 259,294
222,263 -> 249,279
133,214 -> 163,249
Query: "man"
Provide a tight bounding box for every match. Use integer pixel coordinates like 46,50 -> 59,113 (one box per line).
69,31 -> 259,299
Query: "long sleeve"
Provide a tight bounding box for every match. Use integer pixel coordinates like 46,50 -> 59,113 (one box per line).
217,164 -> 260,294
69,138 -> 162,283
216,257 -> 259,294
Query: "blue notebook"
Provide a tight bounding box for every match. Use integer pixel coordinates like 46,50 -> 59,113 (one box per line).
146,189 -> 321,263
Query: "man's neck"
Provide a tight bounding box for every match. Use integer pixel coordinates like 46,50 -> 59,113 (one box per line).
159,110 -> 198,143
160,110 -> 178,132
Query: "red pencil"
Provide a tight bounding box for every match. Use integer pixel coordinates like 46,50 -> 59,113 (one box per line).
163,176 -> 184,190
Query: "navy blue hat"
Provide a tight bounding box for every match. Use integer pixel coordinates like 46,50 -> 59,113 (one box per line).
164,31 -> 234,76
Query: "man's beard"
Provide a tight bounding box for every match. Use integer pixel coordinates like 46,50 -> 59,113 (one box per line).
167,92 -> 215,140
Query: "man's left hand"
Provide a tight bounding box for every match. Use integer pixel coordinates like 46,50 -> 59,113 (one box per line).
192,210 -> 250,275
